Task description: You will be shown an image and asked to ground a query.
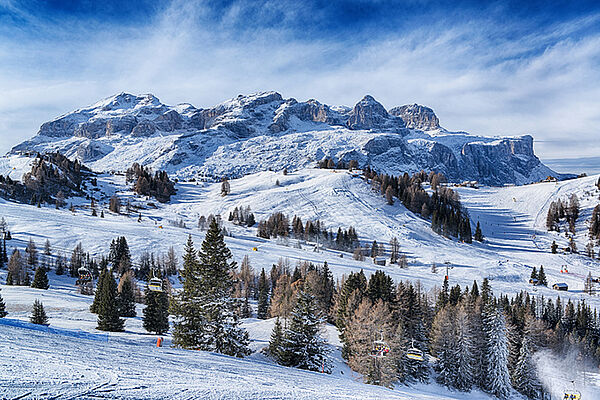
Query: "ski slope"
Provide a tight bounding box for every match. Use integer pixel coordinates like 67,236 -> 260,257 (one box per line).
2,166 -> 600,398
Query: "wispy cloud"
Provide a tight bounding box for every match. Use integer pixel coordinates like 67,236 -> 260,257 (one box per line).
0,0 -> 599,158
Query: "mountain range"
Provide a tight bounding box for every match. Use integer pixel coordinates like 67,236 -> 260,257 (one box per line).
10,91 -> 562,185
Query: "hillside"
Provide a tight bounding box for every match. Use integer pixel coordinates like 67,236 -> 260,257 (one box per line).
9,92 -> 562,185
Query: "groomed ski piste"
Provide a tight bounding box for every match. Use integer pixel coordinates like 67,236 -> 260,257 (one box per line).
1,156 -> 600,398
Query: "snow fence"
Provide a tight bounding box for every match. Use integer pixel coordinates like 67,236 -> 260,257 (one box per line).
0,318 -> 109,342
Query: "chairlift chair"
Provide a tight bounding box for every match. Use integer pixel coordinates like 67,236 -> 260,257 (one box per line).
406,339 -> 424,361
76,267 -> 92,286
148,277 -> 163,292
370,331 -> 390,358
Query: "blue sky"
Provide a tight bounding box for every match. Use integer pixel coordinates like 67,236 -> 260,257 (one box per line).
1,0 -> 599,159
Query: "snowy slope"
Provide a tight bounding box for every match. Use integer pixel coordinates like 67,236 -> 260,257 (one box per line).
1,167 -> 600,398
9,92 -> 562,185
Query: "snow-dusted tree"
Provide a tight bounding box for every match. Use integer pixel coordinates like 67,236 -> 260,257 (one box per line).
278,287 -> 329,372
172,225 -> 250,357
537,266 -> 547,286
143,281 -> 170,334
482,306 -> 511,399
117,270 -> 137,317
512,336 -> 541,399
31,267 -> 49,290
30,299 -> 48,325
257,268 -> 269,319
268,317 -> 285,360
95,269 -> 124,332
69,242 -> 84,277
43,239 -> 51,256
0,287 -> 7,317
432,307 -> 457,388
454,303 -> 475,391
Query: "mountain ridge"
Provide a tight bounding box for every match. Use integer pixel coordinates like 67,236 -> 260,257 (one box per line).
10,91 -> 564,185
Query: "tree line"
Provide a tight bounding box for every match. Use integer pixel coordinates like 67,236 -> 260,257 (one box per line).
126,162 -> 176,203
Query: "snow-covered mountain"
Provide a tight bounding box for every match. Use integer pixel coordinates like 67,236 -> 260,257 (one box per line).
10,92 -> 562,185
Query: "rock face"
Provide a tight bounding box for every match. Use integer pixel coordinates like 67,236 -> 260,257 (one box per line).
346,95 -> 406,132
9,91 -> 563,185
389,104 -> 439,131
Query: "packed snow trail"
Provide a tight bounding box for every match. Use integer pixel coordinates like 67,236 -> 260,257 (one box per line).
1,324 -> 495,400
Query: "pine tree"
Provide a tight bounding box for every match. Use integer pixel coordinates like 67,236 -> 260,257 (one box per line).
432,307 -> 457,388
172,226 -> 250,357
257,268 -> 269,319
31,267 -> 49,289
30,299 -> 49,325
482,307 -> 511,399
474,221 -> 483,242
142,282 -> 170,334
95,269 -> 125,332
551,240 -> 558,254
512,336 -> 541,398
454,303 -> 474,391
537,266 -> 547,286
279,287 -> 329,372
240,296 -> 251,318
268,317 -> 285,360
117,271 -> 137,317
0,288 -> 7,318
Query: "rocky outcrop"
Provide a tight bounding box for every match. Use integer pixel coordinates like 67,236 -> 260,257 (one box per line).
389,104 -> 439,131
346,95 -> 406,132
269,98 -> 344,133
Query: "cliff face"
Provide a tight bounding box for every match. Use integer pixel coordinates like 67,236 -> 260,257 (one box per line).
10,91 -> 561,185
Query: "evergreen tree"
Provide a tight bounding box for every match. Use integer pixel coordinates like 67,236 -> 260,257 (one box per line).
117,271 -> 137,317
454,304 -> 475,391
279,287 -> 329,372
551,240 -> 558,254
474,221 -> 484,242
142,282 -> 170,334
90,266 -> 107,313
240,296 -> 251,318
0,288 -> 7,317
26,238 -> 38,270
30,299 -> 48,325
31,267 -> 49,289
482,307 -> 511,399
257,268 -> 269,319
95,269 -> 125,331
268,317 -> 285,361
537,266 -> 547,286
171,226 -> 250,357
432,307 -> 457,388
512,336 -> 541,399
530,267 -> 538,282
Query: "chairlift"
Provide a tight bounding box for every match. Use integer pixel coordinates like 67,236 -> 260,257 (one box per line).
406,339 -> 424,361
563,380 -> 582,400
76,267 -> 92,286
148,271 -> 163,292
370,331 -> 390,358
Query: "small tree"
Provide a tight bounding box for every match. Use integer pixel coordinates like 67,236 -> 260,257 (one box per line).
117,271 -> 137,317
474,221 -> 484,242
31,267 -> 49,290
278,287 -> 329,372
257,268 -> 269,319
268,317 -> 285,360
30,299 -> 49,325
537,266 -> 547,286
551,241 -> 558,254
96,269 -> 125,331
43,239 -> 51,256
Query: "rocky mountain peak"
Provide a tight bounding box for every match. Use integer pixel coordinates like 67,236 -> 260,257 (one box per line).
389,103 -> 439,131
346,95 -> 405,132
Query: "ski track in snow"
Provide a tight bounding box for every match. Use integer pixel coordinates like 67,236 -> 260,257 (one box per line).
1,166 -> 600,398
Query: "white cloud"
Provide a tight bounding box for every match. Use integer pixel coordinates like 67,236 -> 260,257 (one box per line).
0,1 -> 599,160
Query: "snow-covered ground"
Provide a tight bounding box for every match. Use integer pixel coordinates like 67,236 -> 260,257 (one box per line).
2,166 -> 600,397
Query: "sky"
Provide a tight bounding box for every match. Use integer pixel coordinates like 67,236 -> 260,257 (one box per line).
0,0 -> 599,159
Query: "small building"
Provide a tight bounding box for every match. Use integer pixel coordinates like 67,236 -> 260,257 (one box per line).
373,257 -> 387,266
529,278 -> 539,285
552,282 -> 568,291
543,176 -> 558,183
